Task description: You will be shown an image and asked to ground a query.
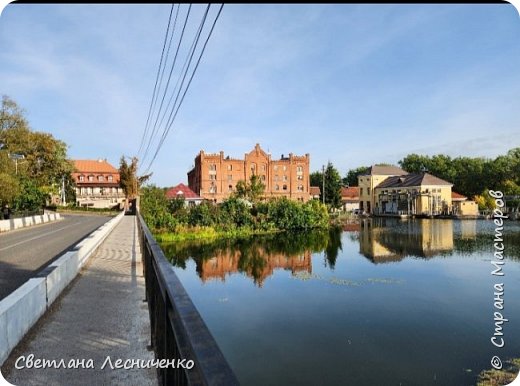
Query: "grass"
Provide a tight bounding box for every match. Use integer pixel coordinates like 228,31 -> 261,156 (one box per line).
477,358 -> 520,386
153,226 -> 281,243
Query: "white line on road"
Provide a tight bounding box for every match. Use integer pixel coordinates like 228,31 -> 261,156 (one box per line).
0,221 -> 83,252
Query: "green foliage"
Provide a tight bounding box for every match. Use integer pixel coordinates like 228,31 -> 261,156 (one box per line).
398,148 -> 520,199
13,177 -> 48,212
0,172 -> 20,206
343,166 -> 369,187
119,156 -> 151,199
0,96 -> 75,210
234,174 -> 265,202
310,162 -> 342,208
140,186 -> 330,237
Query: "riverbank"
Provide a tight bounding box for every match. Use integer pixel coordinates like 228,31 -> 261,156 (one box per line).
154,226 -> 282,243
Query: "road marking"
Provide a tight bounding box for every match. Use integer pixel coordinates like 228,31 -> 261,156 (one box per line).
0,221 -> 84,251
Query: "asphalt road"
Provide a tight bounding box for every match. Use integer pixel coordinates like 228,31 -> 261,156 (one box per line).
0,214 -> 112,301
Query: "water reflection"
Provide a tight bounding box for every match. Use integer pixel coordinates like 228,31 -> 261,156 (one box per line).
359,218 -> 455,263
159,219 -> 520,285
160,229 -> 343,286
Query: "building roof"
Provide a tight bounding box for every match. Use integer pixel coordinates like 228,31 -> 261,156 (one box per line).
73,159 -> 119,174
451,191 -> 467,201
165,183 -> 202,200
376,172 -> 453,189
310,186 -> 321,196
361,165 -> 408,176
341,186 -> 359,200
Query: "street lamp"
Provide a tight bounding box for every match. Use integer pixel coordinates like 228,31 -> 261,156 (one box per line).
8,153 -> 25,174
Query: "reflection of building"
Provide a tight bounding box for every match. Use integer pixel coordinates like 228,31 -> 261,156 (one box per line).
165,183 -> 203,206
359,219 -> 454,263
374,173 -> 453,216
358,165 -> 408,214
341,186 -> 359,212
197,247 -> 312,287
459,220 -> 477,239
72,159 -> 125,209
187,144 -> 310,203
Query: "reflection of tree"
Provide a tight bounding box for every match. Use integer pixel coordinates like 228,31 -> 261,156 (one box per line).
324,227 -> 342,269
159,230 -> 332,286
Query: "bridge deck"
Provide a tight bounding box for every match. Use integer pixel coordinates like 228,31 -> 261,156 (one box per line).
2,216 -> 157,385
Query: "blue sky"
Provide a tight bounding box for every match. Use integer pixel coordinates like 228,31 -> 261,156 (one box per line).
0,4 -> 519,186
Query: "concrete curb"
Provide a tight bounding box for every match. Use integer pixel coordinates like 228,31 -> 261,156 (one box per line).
0,213 -> 62,233
0,212 -> 125,365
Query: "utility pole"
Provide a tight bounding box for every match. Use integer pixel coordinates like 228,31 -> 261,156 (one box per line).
322,164 -> 325,204
61,175 -> 66,206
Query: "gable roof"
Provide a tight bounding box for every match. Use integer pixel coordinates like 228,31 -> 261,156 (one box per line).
73,159 -> 119,174
310,186 -> 321,196
341,186 -> 359,199
165,183 -> 202,200
452,191 -> 467,201
376,172 -> 453,189
361,165 -> 408,176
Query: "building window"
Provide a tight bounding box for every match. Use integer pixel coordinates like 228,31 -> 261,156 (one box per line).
262,164 -> 266,172
297,166 -> 303,174
79,175 -> 84,182
227,164 -> 232,171
283,184 -> 287,191
209,184 -> 216,193
367,187 -> 371,195
228,175 -> 233,181
210,174 -> 217,180
98,175 -> 104,182
275,184 -> 280,191
297,175 -> 303,180
209,164 -> 216,171
261,175 -> 266,181
228,185 -> 233,192
274,165 -> 278,171
88,175 -> 94,182
283,175 -> 288,182
297,185 -> 304,191
108,175 -> 113,182
274,175 -> 279,182
283,165 -> 287,171
250,163 -> 256,174
360,188 -> 363,195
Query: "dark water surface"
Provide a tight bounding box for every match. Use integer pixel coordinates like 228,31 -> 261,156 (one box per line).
160,219 -> 520,386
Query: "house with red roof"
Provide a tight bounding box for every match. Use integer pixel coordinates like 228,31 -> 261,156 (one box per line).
72,159 -> 125,209
165,183 -> 204,207
451,191 -> 479,217
341,186 -> 360,212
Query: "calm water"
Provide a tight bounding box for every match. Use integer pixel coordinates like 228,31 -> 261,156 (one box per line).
160,219 -> 520,386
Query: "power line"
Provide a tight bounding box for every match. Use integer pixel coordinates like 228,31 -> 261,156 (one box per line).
137,4 -> 175,157
140,4 -> 192,167
144,4 -> 224,174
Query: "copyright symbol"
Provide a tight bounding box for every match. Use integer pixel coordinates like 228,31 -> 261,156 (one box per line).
491,356 -> 502,370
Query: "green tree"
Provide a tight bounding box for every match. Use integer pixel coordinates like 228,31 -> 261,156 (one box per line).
234,174 -> 265,202
342,166 -> 369,187
119,156 -> 152,200
0,96 -> 75,208
0,173 -> 20,207
324,162 -> 342,209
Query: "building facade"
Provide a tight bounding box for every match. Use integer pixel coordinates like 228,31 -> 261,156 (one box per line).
188,144 -> 311,203
72,159 -> 125,209
374,173 -> 453,216
358,165 -> 408,214
341,186 -> 360,212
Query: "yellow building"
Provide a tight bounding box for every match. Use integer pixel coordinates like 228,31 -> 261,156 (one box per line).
358,165 -> 408,214
374,173 -> 453,216
451,192 -> 479,217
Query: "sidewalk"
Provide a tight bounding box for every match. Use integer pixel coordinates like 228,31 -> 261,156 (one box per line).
2,216 -> 157,386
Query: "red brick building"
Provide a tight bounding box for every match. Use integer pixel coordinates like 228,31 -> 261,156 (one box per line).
187,144 -> 311,203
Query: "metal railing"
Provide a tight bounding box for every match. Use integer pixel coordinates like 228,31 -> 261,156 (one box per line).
137,213 -> 239,386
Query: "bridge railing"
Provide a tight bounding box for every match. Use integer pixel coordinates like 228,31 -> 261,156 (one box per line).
137,213 -> 239,386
